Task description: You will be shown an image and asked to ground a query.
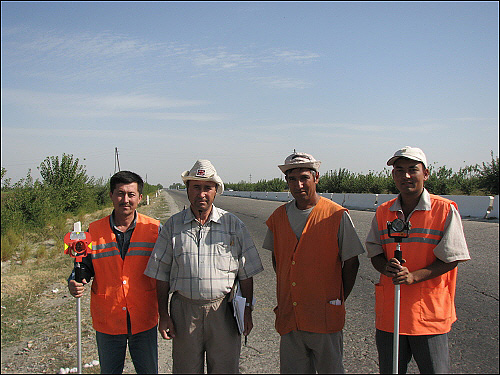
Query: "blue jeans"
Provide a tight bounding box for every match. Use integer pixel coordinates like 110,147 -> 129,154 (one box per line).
375,329 -> 449,374
95,325 -> 158,374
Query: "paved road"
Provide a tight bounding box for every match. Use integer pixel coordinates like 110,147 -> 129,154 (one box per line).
161,190 -> 499,374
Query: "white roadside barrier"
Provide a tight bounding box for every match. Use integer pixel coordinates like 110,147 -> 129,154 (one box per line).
275,192 -> 291,202
442,195 -> 494,219
222,191 -> 497,219
331,193 -> 346,206
375,194 -> 398,208
343,193 -> 377,210
251,191 -> 268,200
487,195 -> 499,219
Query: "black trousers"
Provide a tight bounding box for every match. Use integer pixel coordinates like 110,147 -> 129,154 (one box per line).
95,324 -> 158,374
375,329 -> 449,374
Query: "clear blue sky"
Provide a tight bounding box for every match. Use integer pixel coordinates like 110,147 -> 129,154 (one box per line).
1,1 -> 498,187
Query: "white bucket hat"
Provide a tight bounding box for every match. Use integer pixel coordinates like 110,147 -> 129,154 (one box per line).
387,146 -> 428,169
278,152 -> 321,174
181,159 -> 224,194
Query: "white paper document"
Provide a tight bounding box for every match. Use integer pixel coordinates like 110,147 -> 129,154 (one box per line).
232,282 -> 256,335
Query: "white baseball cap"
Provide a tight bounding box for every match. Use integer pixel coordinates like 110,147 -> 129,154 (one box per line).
278,152 -> 321,174
181,159 -> 224,194
387,146 -> 428,168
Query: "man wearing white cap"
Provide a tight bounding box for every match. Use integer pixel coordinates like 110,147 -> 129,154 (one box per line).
144,160 -> 263,373
263,152 -> 365,373
366,146 -> 470,373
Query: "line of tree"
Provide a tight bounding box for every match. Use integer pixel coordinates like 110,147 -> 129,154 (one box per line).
1,154 -> 162,260
225,151 -> 499,196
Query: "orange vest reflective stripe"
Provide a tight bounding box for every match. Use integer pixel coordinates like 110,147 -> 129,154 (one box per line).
267,197 -> 346,336
89,213 -> 160,335
375,194 -> 458,335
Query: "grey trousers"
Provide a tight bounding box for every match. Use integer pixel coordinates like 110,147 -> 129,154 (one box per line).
375,329 -> 449,374
170,292 -> 241,374
280,330 -> 344,374
95,325 -> 158,374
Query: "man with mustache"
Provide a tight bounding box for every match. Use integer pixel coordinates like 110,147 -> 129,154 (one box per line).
145,159 -> 263,373
68,171 -> 161,373
366,146 -> 470,373
263,152 -> 365,373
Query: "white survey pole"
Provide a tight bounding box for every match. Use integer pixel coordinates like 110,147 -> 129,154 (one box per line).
393,242 -> 401,374
73,222 -> 82,375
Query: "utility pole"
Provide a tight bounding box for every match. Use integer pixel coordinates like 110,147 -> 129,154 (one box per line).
114,147 -> 121,173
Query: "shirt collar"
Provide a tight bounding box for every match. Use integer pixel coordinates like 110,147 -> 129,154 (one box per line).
183,205 -> 222,225
110,210 -> 137,232
390,188 -> 431,212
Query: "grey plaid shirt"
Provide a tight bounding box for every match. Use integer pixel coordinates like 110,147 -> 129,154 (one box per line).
144,205 -> 264,300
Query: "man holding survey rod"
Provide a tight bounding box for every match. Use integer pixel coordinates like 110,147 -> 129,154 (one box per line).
145,159 -> 263,373
366,146 -> 470,373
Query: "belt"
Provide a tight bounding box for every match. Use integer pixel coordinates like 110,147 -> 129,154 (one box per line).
173,291 -> 228,305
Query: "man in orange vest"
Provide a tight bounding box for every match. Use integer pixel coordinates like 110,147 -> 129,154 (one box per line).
68,171 -> 161,374
366,146 -> 470,373
263,152 -> 365,373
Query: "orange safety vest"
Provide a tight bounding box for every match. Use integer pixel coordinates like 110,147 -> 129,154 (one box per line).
89,213 -> 160,335
266,197 -> 347,336
375,194 -> 458,335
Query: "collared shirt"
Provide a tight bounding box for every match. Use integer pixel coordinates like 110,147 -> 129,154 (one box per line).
144,205 -> 264,300
109,210 -> 137,259
365,189 -> 470,262
263,200 -> 365,262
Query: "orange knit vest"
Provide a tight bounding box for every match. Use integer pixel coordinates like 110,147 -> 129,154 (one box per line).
267,197 -> 346,335
89,213 -> 160,335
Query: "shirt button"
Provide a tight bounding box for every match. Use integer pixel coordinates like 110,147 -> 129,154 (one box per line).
122,280 -> 127,284
122,307 -> 127,311
292,302 -> 297,306
292,282 -> 296,286
291,261 -> 296,265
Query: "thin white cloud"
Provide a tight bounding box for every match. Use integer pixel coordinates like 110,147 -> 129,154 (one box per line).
269,48 -> 320,63
260,122 -> 444,133
8,29 -> 166,61
3,27 -> 320,86
432,117 -> 496,122
191,48 -> 257,70
1,89 -> 226,122
2,126 -> 157,140
252,76 -> 312,89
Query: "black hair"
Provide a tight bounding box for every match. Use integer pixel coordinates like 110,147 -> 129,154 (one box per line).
110,171 -> 144,195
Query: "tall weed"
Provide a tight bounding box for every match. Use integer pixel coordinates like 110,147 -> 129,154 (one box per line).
1,229 -> 23,261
